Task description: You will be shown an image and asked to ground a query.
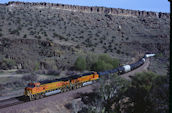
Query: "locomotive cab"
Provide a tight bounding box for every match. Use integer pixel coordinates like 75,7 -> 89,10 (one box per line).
24,82 -> 40,96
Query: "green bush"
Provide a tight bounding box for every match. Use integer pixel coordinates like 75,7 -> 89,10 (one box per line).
92,60 -> 113,71
74,54 -> 120,72
79,71 -> 169,113
85,53 -> 98,70
131,71 -> 158,92
74,56 -> 86,71
98,54 -> 112,64
79,74 -> 130,113
111,58 -> 120,68
124,71 -> 169,113
34,62 -> 40,71
92,54 -> 120,71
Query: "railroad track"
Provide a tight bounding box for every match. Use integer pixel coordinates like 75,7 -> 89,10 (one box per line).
0,96 -> 25,109
0,84 -> 97,109
0,83 -> 97,110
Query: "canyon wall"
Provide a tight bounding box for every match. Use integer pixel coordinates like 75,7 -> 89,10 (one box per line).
6,1 -> 170,19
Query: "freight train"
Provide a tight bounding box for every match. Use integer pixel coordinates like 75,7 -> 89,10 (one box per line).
24,54 -> 155,101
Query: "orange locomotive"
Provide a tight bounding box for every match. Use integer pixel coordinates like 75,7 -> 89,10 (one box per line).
24,72 -> 99,100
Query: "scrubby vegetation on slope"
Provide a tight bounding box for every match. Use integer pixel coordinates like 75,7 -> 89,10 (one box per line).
78,72 -> 169,113
0,3 -> 169,74
74,54 -> 120,71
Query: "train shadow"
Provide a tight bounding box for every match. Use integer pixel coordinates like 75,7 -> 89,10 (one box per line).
15,95 -> 29,102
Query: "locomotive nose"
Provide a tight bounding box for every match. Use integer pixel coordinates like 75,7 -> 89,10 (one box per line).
24,87 -> 32,96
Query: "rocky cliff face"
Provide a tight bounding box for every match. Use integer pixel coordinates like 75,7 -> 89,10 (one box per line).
6,1 -> 170,19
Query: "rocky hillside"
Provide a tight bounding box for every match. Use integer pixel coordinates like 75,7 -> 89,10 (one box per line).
0,2 -> 170,74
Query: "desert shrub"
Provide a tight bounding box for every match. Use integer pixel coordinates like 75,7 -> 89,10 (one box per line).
79,72 -> 169,113
12,80 -> 24,87
34,62 -> 40,71
46,70 -> 60,75
9,29 -> 20,35
79,74 -> 130,113
98,54 -> 112,64
29,30 -> 36,35
40,59 -> 58,70
129,72 -> 158,91
149,75 -> 169,113
111,58 -> 120,68
65,71 -> 77,76
43,31 -> 47,36
0,58 -> 16,70
112,36 -> 116,39
22,73 -> 38,82
74,56 -> 86,71
85,53 -> 98,70
23,34 -> 27,38
46,38 -> 52,42
92,60 -> 113,71
35,35 -> 41,39
117,50 -> 121,54
74,54 -> 120,72
123,72 -> 169,113
53,33 -> 67,40
93,54 -> 120,71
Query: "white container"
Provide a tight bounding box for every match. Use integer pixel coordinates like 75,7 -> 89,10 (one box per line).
142,58 -> 146,62
123,65 -> 131,72
145,54 -> 155,58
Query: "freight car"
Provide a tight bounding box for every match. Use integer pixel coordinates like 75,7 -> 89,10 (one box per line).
24,54 -> 155,100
